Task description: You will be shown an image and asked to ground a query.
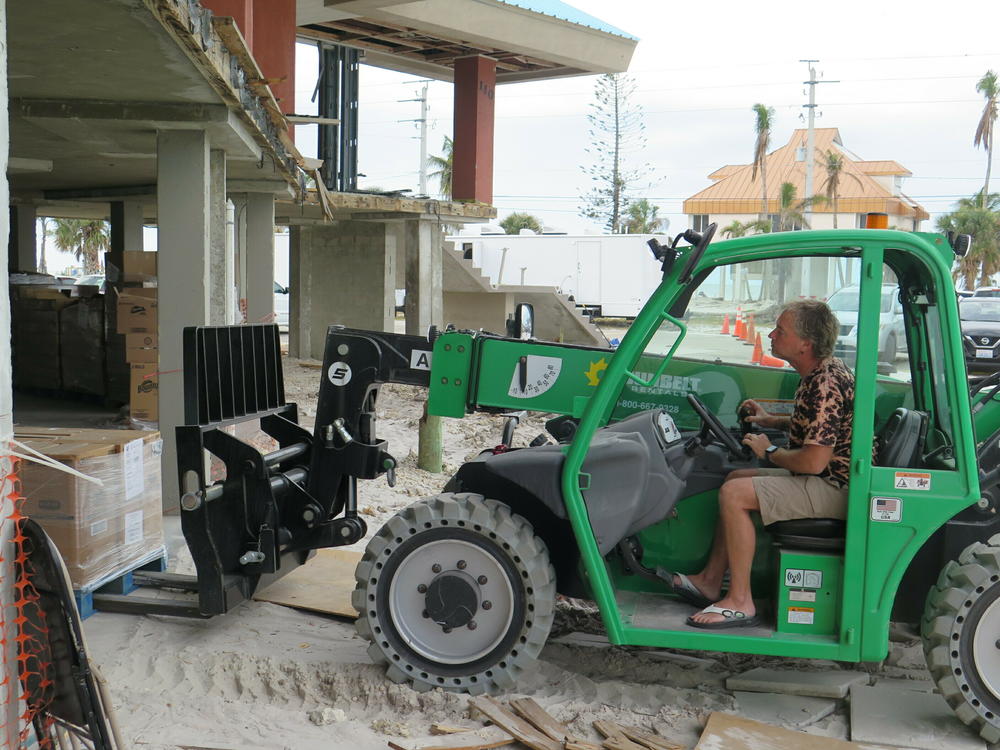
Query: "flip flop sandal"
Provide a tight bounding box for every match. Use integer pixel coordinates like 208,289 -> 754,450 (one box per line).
686,604 -> 760,629
663,570 -> 714,609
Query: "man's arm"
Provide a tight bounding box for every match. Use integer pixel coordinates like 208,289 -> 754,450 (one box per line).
755,441 -> 833,475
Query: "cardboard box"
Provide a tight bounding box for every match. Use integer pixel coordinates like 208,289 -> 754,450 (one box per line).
130,363 -> 158,422
125,333 -> 158,364
106,251 -> 157,283
116,288 -> 157,333
16,427 -> 165,590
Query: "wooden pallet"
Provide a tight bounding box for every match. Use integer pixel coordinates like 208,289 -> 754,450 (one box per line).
74,551 -> 167,619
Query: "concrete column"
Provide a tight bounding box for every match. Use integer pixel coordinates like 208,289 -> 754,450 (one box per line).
7,203 -> 35,272
208,149 -> 229,325
0,2 -> 19,742
107,200 -> 144,405
404,219 -> 443,335
157,130 -> 211,510
452,56 -> 496,204
250,0 -> 295,114
290,221 -> 394,360
245,192 -> 275,325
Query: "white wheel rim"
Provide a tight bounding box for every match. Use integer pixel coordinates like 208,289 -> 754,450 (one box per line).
972,596 -> 1000,702
388,539 -> 515,665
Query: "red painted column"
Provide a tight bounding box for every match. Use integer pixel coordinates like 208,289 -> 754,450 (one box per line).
249,0 -> 296,114
452,56 -> 496,204
201,0 -> 253,44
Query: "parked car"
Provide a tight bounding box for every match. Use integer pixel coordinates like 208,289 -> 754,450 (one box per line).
274,280 -> 289,331
828,284 -> 906,370
973,287 -> 1000,298
960,297 -> 1000,374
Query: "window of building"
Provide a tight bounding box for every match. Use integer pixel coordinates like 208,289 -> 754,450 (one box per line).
692,215 -> 709,233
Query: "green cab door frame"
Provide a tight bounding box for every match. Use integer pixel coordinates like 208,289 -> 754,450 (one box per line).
560,230 -> 979,662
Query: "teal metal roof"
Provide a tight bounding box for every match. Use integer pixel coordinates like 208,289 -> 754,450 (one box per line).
496,1 -> 638,40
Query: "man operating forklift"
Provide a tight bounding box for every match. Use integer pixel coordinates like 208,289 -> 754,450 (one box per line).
671,300 -> 856,628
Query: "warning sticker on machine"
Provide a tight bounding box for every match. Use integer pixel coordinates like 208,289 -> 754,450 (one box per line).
871,496 -> 903,522
894,471 -> 931,491
788,607 -> 815,625
789,590 -> 816,602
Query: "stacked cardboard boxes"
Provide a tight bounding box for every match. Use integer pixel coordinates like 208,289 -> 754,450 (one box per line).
116,272 -> 159,423
16,427 -> 165,590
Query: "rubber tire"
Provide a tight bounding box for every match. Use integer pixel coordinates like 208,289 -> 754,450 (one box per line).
881,333 -> 896,365
922,533 -> 1000,743
353,492 -> 556,694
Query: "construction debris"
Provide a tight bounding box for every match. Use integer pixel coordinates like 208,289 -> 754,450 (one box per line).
397,696 -> 687,750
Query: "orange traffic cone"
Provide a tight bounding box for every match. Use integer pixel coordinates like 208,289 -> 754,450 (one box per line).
751,332 -> 763,363
747,313 -> 756,343
760,352 -> 787,368
742,313 -> 754,344
721,313 -> 730,335
734,307 -> 744,338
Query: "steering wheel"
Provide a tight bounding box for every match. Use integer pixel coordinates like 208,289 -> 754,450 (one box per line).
686,393 -> 749,459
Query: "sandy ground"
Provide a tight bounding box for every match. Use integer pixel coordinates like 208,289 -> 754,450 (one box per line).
81,348 -> 940,750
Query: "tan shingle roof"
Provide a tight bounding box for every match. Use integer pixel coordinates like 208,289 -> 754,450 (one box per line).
683,128 -> 928,221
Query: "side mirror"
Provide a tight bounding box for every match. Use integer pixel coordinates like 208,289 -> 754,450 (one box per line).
507,303 -> 534,339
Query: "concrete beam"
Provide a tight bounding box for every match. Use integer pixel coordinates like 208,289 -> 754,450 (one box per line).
157,129 -> 212,511
12,97 -> 231,123
209,150 -> 230,325
226,179 -> 294,196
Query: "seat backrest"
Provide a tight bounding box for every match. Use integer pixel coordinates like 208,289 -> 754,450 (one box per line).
875,408 -> 928,468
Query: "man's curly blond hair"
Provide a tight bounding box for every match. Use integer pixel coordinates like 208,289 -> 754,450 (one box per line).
783,299 -> 839,359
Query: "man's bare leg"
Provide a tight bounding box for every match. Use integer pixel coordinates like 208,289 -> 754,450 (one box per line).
674,469 -> 759,602
690,477 -> 760,624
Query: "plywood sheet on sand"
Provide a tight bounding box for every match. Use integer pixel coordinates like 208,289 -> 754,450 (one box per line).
695,712 -> 895,750
253,548 -> 361,618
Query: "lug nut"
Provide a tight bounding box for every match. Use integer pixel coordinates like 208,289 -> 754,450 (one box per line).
482,601 -> 492,611
468,621 -> 477,631
417,584 -> 427,593
457,560 -> 467,570
431,563 -> 442,573
477,575 -> 488,585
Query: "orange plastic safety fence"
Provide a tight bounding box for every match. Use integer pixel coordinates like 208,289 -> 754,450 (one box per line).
0,456 -> 57,749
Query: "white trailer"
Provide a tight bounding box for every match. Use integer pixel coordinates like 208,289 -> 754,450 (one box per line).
446,232 -> 664,318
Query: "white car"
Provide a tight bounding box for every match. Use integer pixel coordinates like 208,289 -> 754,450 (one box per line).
274,281 -> 289,331
828,284 -> 906,369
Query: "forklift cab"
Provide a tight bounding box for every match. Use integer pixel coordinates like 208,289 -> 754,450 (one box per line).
567,231 -> 980,662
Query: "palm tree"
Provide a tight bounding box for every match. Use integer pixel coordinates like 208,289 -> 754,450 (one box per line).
751,104 -> 775,220
938,203 -> 1000,289
721,219 -> 771,238
52,218 -> 109,274
821,150 -> 861,228
500,213 -> 543,235
38,217 -> 53,274
777,182 -> 826,231
975,70 -> 998,209
624,199 -> 665,233
427,135 -> 453,200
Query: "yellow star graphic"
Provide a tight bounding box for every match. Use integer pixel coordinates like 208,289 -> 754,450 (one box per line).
585,358 -> 607,386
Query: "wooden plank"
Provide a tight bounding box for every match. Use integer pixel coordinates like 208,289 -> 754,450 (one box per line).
508,697 -> 569,742
252,548 -> 361,618
593,722 -> 645,750
468,697 -> 562,750
694,712 -> 889,749
565,742 -> 603,750
430,725 -> 478,735
617,725 -> 685,750
387,725 -> 514,750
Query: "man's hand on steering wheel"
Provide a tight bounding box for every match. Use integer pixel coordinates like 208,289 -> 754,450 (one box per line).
741,432 -> 772,460
740,399 -> 777,428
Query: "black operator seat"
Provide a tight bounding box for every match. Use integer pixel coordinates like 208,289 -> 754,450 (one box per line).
765,408 -> 928,551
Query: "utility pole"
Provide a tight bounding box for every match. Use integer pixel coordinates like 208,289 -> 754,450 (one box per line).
399,81 -> 430,196
800,60 -> 838,217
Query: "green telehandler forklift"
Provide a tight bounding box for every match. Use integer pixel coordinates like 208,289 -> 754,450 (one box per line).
349,223 -> 1000,743
139,221 -> 1000,743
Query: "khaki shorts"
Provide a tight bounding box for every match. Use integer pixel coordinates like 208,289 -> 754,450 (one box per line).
751,468 -> 848,525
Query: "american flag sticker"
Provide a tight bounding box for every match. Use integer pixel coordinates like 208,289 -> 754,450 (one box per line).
871,496 -> 902,522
